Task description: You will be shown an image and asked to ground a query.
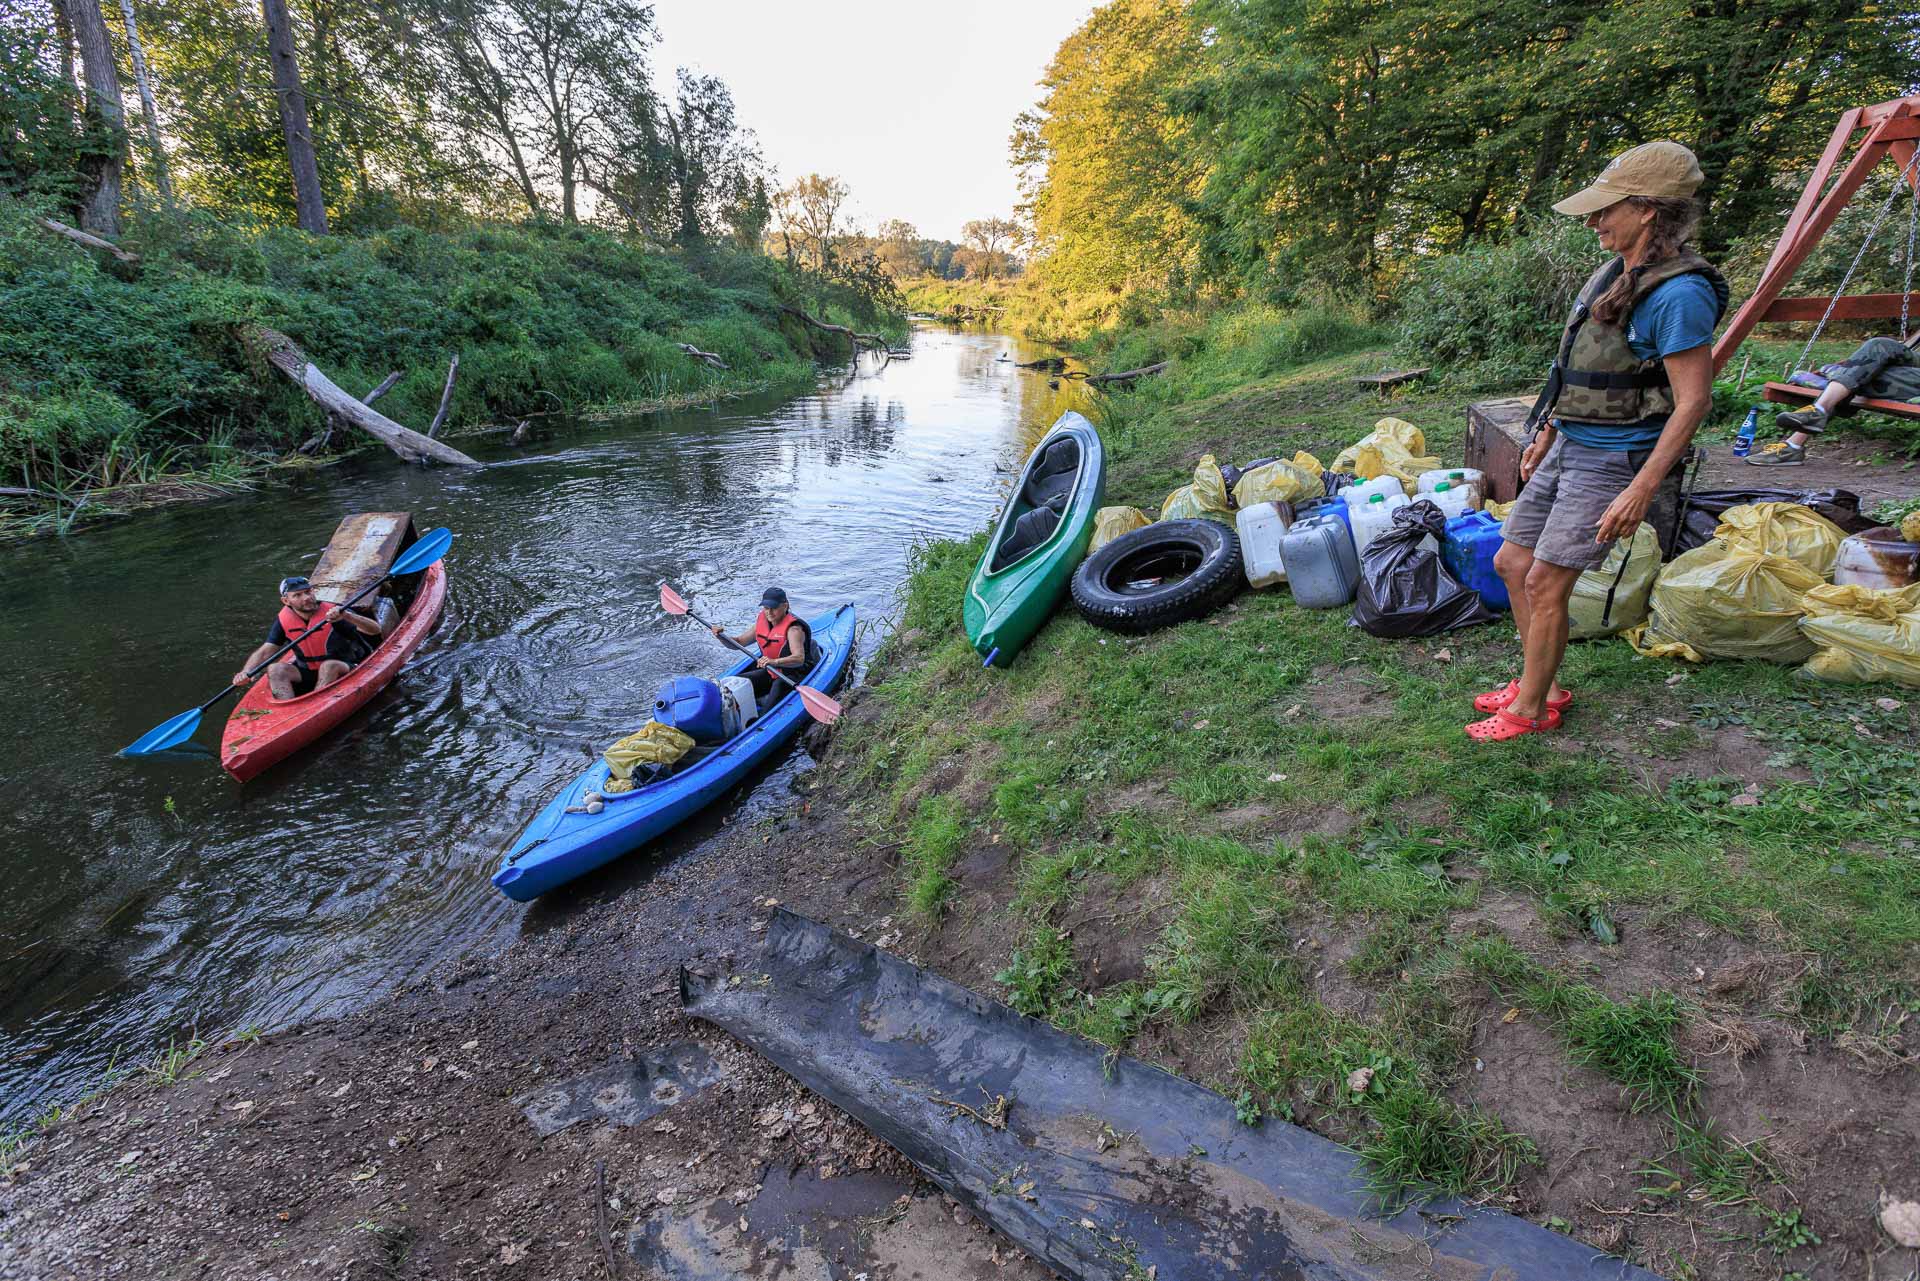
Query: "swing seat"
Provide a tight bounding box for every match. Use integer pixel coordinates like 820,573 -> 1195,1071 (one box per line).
1761,381 -> 1920,422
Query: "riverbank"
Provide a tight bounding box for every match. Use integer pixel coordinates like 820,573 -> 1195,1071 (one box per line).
819,329 -> 1920,1278
1,203 -> 902,540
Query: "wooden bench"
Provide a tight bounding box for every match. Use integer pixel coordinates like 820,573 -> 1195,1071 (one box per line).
1761,380 -> 1920,422
1353,367 -> 1431,390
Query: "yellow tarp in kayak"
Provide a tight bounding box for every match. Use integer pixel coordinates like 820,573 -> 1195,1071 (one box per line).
1799,582 -> 1920,687
602,720 -> 695,793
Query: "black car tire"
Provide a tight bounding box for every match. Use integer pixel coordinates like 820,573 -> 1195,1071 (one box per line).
1070,519 -> 1243,633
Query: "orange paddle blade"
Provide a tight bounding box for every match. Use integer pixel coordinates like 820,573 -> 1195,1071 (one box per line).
796,684 -> 842,725
659,582 -> 690,615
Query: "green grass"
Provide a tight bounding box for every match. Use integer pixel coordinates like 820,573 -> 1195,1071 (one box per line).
834,296 -> 1920,1222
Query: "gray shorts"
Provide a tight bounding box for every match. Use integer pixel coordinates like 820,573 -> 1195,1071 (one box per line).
1501,437 -> 1681,570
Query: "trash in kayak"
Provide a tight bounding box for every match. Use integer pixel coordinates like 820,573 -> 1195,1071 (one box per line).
682,910 -> 1660,1281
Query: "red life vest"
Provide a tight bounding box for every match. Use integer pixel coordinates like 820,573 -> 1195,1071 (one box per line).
754,609 -> 800,662
276,603 -> 331,665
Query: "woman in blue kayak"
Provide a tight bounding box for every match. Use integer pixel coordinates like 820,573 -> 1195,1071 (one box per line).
712,587 -> 814,703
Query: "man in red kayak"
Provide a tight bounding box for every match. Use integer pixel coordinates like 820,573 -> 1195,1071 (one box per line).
232,575 -> 384,700
712,587 -> 815,704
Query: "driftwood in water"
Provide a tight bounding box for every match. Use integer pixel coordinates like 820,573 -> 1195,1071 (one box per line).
510,419 -> 533,445
426,354 -> 460,439
780,305 -> 890,360
36,215 -> 138,263
1086,360 -> 1170,388
301,370 -> 401,455
677,342 -> 730,371
1013,356 -> 1068,372
249,327 -> 479,466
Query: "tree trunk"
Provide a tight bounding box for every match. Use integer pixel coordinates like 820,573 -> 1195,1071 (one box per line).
68,0 -> 125,237
52,0 -> 76,96
116,0 -> 172,201
249,328 -> 480,465
260,0 -> 328,234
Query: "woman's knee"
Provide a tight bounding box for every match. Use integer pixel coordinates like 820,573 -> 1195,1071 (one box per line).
1494,543 -> 1532,582
1523,561 -> 1578,610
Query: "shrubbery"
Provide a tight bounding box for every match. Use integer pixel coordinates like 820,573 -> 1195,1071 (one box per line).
1,201 -> 897,493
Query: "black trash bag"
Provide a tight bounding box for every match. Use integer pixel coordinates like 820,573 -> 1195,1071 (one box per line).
1673,487 -> 1872,556
1218,456 -> 1278,504
1350,500 -> 1497,638
1321,470 -> 1361,498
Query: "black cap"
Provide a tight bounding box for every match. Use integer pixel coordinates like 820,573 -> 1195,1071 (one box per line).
279,575 -> 312,595
760,587 -> 788,608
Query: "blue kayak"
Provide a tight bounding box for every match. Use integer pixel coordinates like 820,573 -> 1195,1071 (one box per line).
493,604 -> 856,901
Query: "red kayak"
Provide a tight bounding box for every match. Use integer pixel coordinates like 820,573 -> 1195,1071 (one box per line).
220,561 -> 447,781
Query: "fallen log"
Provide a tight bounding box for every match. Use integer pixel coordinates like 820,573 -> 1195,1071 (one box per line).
248,327 -> 480,466
779,305 -> 891,359
676,342 -> 730,371
426,354 -> 460,439
36,215 -> 139,264
302,370 -> 402,455
1086,359 -> 1170,388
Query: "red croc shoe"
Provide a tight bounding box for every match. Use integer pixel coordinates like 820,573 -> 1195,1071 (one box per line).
1472,680 -> 1574,715
1465,707 -> 1563,741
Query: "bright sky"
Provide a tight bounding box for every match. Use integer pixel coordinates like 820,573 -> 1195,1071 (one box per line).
649,0 -> 1096,243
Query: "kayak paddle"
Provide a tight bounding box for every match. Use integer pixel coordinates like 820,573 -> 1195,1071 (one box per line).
658,583 -> 842,725
120,527 -> 454,757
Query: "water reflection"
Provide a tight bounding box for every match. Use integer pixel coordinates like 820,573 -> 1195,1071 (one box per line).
0,327 -> 1082,1120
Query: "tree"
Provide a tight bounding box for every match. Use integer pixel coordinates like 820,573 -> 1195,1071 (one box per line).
776,173 -> 849,271
874,217 -> 920,277
116,0 -> 171,200
66,0 -> 125,234
260,0 -> 327,232
961,216 -> 1019,279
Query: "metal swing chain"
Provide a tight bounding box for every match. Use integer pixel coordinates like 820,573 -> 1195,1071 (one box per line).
1790,144 -> 1920,377
1903,155 -> 1919,339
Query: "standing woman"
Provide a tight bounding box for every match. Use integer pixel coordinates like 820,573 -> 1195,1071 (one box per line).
1470,142 -> 1728,741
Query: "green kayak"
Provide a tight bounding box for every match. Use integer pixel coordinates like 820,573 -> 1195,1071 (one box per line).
965,412 -> 1107,668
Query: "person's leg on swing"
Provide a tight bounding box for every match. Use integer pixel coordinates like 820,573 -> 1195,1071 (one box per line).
1753,335 -> 1920,465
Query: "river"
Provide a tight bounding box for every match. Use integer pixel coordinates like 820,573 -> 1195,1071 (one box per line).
0,328 -> 1087,1123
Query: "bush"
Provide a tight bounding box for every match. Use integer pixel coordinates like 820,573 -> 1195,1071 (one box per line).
1392,220 -> 1601,390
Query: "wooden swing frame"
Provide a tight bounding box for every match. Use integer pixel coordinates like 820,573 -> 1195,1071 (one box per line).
1711,94 -> 1920,422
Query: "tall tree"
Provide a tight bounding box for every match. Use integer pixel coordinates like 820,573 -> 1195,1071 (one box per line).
777,173 -> 849,271
66,0 -> 125,234
115,0 -> 170,200
260,0 -> 327,232
961,216 -> 1018,279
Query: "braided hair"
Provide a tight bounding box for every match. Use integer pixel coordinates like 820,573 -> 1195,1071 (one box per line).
1592,196 -> 1702,326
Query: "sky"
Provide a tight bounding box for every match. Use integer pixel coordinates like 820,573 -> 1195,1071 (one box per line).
648,0 -> 1097,243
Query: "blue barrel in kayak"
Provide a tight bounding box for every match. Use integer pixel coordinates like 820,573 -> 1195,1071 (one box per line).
1442,510 -> 1509,610
654,676 -> 727,743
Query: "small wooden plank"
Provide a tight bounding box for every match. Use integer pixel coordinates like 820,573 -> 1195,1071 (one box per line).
311,512 -> 412,604
1761,381 -> 1920,422
1353,367 -> 1431,388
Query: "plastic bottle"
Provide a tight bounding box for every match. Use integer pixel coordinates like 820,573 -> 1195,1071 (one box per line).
1426,481 -> 1474,520
1235,500 -> 1294,588
1277,515 -> 1361,608
1733,405 -> 1759,458
1348,492 -> 1405,553
1340,474 -> 1405,508
1417,467 -> 1486,508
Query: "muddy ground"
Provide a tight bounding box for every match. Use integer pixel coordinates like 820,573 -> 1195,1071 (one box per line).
5,684 -> 1918,1281
0,717 -> 1051,1281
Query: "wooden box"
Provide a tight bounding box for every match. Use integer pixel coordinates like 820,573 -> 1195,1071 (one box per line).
1466,397 -> 1533,504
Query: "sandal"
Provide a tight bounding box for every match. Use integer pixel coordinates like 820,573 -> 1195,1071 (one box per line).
1472,680 -> 1573,715
1465,707 -> 1562,741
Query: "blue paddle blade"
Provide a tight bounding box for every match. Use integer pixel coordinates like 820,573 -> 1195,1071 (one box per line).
390,526 -> 452,576
121,707 -> 204,757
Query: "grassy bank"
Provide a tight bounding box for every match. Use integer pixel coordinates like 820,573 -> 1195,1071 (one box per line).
2,203 -> 901,532
830,303 -> 1920,1279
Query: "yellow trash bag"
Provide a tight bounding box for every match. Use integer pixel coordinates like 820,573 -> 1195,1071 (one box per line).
1901,508 -> 1920,543
1569,523 -> 1660,640
1484,499 -> 1517,521
1799,582 -> 1920,686
1160,454 -> 1233,524
1090,505 -> 1152,551
602,720 -> 695,791
1714,502 -> 1846,577
1232,457 -> 1322,508
1628,541 -> 1825,663
1289,450 -> 1325,477
1332,418 -> 1442,494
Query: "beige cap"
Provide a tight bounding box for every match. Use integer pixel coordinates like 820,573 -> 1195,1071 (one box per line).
1553,141 -> 1704,216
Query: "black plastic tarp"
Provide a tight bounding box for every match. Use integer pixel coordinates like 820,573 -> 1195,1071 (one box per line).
682,910 -> 1664,1281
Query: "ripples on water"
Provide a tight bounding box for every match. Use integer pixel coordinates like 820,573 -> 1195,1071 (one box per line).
0,330 -> 1088,1119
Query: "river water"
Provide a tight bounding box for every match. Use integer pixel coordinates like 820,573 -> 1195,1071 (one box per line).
0,329 -> 1085,1122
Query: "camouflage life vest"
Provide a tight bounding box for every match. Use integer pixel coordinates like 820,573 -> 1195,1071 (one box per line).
1536,251 -> 1728,428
